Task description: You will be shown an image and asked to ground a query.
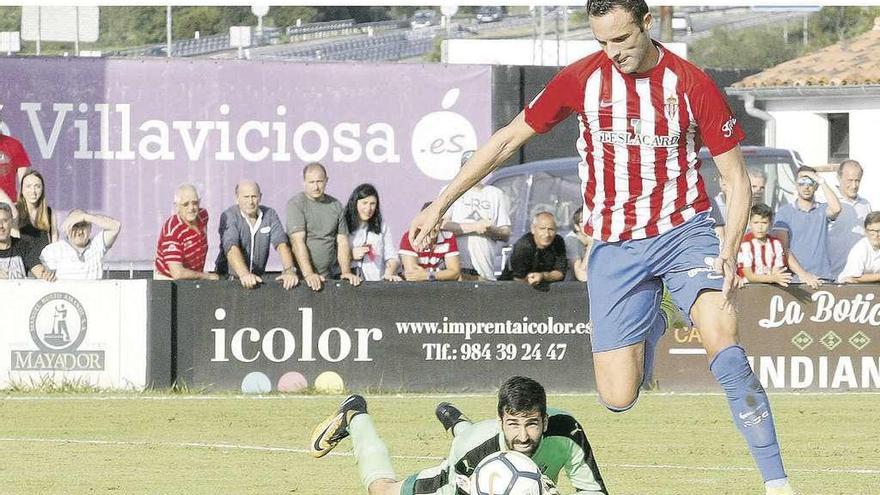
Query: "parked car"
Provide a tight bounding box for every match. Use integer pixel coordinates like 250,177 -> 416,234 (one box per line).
485,146 -> 804,273
411,10 -> 438,29
476,6 -> 504,23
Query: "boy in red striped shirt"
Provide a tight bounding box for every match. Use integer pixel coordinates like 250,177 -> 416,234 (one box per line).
738,203 -> 820,289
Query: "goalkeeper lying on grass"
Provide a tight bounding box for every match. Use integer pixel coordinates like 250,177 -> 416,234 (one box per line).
310,376 -> 608,494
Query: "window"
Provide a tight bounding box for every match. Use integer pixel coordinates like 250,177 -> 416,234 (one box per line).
527,170 -> 582,234
827,113 -> 849,164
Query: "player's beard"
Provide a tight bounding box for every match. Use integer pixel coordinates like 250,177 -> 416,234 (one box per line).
507,437 -> 541,457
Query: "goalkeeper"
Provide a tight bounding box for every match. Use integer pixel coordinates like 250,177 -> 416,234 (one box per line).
310,376 -> 608,494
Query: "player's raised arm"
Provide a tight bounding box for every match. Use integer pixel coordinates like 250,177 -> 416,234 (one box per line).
409,112 -> 536,250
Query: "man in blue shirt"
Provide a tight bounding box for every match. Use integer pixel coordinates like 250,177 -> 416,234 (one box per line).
215,180 -> 299,289
772,166 -> 841,281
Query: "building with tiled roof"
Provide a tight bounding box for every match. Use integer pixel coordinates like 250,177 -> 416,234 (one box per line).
726,17 -> 880,208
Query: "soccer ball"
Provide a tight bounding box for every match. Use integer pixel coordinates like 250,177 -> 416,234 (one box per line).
469,451 -> 543,495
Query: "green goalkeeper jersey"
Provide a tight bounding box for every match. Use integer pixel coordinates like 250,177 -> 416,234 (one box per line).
402,408 -> 607,495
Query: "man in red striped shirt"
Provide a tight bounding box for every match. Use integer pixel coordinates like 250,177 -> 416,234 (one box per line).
154,184 -> 218,281
409,1 -> 793,493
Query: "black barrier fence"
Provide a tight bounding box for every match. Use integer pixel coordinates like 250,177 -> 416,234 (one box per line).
141,282 -> 879,393
171,281 -> 594,392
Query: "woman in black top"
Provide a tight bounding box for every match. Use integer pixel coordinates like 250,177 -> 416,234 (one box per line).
15,170 -> 57,255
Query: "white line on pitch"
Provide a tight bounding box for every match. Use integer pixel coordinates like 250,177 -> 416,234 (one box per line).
1,437 -> 878,476
668,348 -> 708,355
3,392 -> 880,401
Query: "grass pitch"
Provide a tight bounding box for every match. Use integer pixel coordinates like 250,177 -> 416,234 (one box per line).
0,392 -> 877,494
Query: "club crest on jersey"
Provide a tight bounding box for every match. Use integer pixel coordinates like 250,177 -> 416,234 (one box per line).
664,95 -> 679,120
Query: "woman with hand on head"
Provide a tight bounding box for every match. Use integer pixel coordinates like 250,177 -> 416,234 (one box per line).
344,183 -> 401,281
16,170 -> 57,255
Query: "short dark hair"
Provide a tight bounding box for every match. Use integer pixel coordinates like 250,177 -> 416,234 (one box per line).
797,165 -> 818,176
750,203 -> 773,220
497,376 -> 547,418
0,202 -> 12,218
302,162 -> 327,179
571,206 -> 584,230
587,0 -> 649,26
344,183 -> 383,235
865,211 -> 880,228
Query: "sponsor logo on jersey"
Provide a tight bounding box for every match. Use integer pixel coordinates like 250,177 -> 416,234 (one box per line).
595,130 -> 680,148
721,116 -> 737,138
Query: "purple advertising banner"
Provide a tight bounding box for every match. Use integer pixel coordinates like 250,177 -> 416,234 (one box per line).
0,58 -> 493,269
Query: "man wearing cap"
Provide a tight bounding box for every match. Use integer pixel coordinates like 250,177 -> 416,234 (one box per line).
772,166 -> 841,282
40,209 -> 121,280
216,180 -> 299,290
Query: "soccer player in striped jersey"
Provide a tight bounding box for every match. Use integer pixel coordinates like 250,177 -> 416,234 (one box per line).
409,1 -> 794,493
310,376 -> 607,495
737,203 -> 821,289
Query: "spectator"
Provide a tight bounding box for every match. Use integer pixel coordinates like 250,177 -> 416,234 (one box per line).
15,170 -> 58,256
0,203 -> 53,280
215,180 -> 299,290
286,162 -> 360,291
748,167 -> 767,207
838,211 -> 880,284
440,151 -> 511,280
399,202 -> 460,282
40,209 -> 121,280
737,203 -> 820,289
828,159 -> 872,279
772,166 -> 841,281
344,183 -> 401,282
501,211 -> 567,288
154,184 -> 217,281
564,207 -> 592,282
0,132 -> 31,220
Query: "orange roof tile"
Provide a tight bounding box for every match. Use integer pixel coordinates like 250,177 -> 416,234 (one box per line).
732,20 -> 880,88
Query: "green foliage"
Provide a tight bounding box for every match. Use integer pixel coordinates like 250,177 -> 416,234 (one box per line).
426,35 -> 445,63
809,6 -> 880,45
0,6 -> 21,31
267,6 -> 318,28
689,24 -> 803,70
689,7 -> 880,70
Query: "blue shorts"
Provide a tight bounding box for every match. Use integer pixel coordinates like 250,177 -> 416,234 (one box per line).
587,212 -> 723,353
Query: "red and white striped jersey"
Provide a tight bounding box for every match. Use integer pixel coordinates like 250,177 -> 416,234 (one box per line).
399,230 -> 459,271
524,42 -> 744,242
737,232 -> 786,277
155,209 -> 209,277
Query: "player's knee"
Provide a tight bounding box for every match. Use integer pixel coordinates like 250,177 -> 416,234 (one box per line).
597,390 -> 640,413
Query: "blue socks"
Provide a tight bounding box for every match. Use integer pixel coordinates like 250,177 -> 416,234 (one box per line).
710,345 -> 786,482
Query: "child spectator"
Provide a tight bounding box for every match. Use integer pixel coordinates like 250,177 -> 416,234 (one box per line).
738,203 -> 821,289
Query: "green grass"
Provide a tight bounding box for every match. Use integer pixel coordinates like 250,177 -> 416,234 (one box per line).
1,392 -> 878,494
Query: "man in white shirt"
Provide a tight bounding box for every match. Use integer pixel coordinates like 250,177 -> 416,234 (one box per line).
828,159 -> 872,279
40,209 -> 121,280
838,211 -> 880,283
440,151 -> 511,280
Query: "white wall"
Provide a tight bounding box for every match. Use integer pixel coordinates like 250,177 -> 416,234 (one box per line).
850,110 -> 880,209
763,96 -> 880,210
